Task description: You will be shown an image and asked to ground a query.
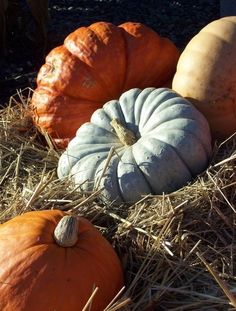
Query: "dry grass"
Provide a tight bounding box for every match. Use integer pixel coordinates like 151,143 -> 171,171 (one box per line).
0,90 -> 236,310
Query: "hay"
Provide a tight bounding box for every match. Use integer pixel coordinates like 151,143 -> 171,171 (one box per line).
0,90 -> 236,310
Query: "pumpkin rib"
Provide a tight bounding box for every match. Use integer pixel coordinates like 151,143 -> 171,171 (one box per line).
190,30 -> 229,46
98,154 -> 126,203
86,24 -> 125,99
154,96 -> 192,111
132,138 -> 192,194
133,88 -> 156,128
134,90 -> 187,133
63,27 -> 95,62
71,153 -> 108,192
202,26 -> 236,43
117,26 -> 129,92
75,136 -> 121,146
137,91 -> 163,130
103,100 -> 127,127
31,87 -> 103,114
151,38 -> 178,86
147,117 -> 212,155
146,89 -> 180,113
59,145 -> 121,179
104,105 -> 127,134
146,136 -> 193,177
76,123 -> 120,144
70,62 -> 116,100
175,48 -> 222,78
90,108 -> 118,133
153,125 -> 211,158
140,92 -> 185,135
40,75 -> 116,103
129,146 -> 155,194
119,23 -> 179,90
118,89 -> 141,120
142,102 -> 208,135
151,131 -> 209,177
57,89 -> 110,103
117,147 -> 152,201
70,145 -> 113,162
120,23 -> 155,91
64,22 -> 126,99
141,113 -> 184,135
36,46 -> 113,101
146,135 -> 194,178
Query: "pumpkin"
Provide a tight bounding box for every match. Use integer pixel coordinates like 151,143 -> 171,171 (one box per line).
172,16 -> 236,140
31,21 -> 180,148
57,87 -> 212,203
0,210 -> 124,311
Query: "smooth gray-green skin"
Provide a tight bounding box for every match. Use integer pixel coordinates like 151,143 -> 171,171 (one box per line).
57,87 -> 212,203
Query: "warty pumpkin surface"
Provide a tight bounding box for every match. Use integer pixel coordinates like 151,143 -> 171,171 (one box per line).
57,87 -> 212,203
172,16 -> 236,140
31,21 -> 180,148
0,209 -> 124,311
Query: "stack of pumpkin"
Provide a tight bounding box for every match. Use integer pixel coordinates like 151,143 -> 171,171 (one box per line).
0,16 -> 235,310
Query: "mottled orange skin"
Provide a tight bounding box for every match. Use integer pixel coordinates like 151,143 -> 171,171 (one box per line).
0,210 -> 124,311
31,21 -> 180,148
172,17 -> 236,140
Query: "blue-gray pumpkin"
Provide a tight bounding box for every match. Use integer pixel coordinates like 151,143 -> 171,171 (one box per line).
57,88 -> 212,203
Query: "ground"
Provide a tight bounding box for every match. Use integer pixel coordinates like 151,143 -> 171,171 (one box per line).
0,0 -> 220,105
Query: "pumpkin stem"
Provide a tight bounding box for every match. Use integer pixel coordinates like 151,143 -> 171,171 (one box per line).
54,215 -> 78,247
110,118 -> 136,146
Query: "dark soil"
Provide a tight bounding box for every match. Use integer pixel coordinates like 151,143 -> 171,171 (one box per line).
0,0 -> 220,105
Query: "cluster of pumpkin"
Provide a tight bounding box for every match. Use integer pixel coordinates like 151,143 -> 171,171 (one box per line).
0,16 -> 235,310
32,16 -> 236,203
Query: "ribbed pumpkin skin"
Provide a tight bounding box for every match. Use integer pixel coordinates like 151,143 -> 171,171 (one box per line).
0,210 -> 124,311
58,88 -> 212,203
172,16 -> 236,140
31,21 -> 180,148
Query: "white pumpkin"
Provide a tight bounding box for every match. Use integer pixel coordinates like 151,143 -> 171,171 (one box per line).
57,88 -> 212,203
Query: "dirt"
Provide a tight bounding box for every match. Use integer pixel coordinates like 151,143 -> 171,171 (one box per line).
0,0 -> 220,105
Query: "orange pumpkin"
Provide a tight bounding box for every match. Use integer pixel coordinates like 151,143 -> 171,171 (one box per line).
0,210 -> 124,311
31,21 -> 180,148
172,16 -> 236,140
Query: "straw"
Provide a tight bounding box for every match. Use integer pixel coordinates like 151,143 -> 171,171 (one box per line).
0,90 -> 236,309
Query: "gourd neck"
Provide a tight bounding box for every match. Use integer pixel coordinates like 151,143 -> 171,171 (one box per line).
54,215 -> 78,247
110,118 -> 136,146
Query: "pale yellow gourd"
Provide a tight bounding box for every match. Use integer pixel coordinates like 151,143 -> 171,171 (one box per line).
172,16 -> 236,140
